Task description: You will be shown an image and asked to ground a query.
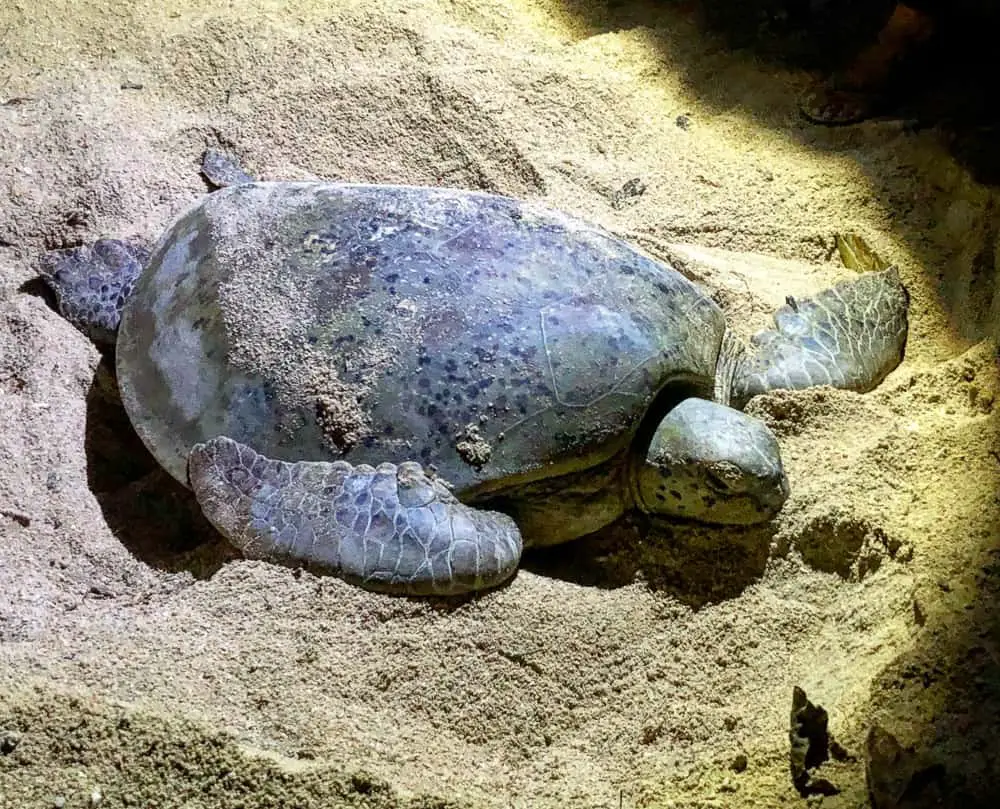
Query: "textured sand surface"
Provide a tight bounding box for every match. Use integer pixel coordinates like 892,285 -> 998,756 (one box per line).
1,1 -> 999,807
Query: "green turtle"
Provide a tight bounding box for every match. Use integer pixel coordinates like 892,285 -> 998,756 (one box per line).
40,178 -> 909,596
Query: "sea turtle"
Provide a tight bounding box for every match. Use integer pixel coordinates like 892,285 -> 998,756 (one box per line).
41,176 -> 909,596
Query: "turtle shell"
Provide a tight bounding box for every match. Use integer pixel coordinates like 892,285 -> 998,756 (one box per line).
117,182 -> 726,494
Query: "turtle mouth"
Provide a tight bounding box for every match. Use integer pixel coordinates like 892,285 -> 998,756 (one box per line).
699,469 -> 790,524
702,494 -> 786,525
753,473 -> 791,520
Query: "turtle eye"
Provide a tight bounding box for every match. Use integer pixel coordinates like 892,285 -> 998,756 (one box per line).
705,463 -> 742,493
705,471 -> 732,493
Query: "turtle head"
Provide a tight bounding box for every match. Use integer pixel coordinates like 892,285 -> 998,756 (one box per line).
634,398 -> 789,525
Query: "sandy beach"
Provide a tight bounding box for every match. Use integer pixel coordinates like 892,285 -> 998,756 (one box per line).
1,1 -> 998,806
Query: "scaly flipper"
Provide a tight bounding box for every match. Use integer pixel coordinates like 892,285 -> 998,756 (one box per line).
730,267 -> 909,408
39,238 -> 149,347
188,436 -> 523,596
200,148 -> 256,189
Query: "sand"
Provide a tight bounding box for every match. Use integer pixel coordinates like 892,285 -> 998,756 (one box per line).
1,1 -> 999,807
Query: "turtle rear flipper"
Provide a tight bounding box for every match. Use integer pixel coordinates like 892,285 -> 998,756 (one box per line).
39,238 -> 149,347
200,148 -> 256,190
188,436 -> 523,596
731,267 -> 909,408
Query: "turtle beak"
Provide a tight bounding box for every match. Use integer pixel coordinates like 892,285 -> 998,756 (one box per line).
766,471 -> 792,517
713,468 -> 789,525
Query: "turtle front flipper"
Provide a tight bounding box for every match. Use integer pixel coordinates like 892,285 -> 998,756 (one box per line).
39,238 -> 149,347
188,436 -> 523,596
726,267 -> 909,408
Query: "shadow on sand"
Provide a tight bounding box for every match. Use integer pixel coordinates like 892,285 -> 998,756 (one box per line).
81,358 -> 231,579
